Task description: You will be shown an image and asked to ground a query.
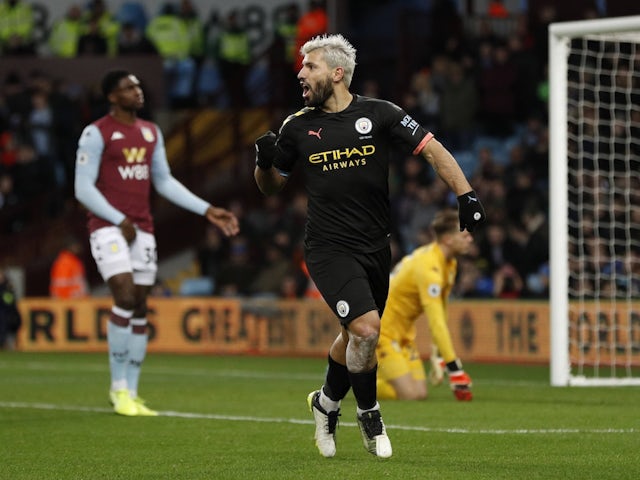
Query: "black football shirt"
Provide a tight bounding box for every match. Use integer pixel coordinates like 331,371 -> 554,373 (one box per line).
274,94 -> 431,252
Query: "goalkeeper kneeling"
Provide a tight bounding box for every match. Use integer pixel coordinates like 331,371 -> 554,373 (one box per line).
376,209 -> 475,401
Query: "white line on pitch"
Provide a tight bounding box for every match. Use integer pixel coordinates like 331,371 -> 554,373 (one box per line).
0,401 -> 636,435
0,361 -> 547,386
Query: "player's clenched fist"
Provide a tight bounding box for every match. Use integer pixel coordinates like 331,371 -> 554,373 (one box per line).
457,190 -> 486,232
255,131 -> 277,170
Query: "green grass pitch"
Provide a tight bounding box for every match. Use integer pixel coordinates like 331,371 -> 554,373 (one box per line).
1,352 -> 638,479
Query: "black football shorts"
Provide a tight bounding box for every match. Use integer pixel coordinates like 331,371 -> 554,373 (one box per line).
304,245 -> 391,326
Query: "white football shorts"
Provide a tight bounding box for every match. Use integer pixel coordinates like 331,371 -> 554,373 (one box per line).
89,226 -> 157,286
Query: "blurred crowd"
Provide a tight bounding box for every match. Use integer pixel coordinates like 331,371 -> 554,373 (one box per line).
0,0 -> 617,301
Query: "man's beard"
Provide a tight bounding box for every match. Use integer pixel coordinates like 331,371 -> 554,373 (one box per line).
305,76 -> 333,108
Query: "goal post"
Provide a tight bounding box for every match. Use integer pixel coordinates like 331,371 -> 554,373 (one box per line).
549,16 -> 640,386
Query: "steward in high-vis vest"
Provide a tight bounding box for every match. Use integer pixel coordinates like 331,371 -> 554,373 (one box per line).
48,4 -> 83,58
81,0 -> 120,56
146,3 -> 195,105
146,4 -> 190,60
0,0 -> 35,54
216,10 -> 251,108
49,237 -> 89,299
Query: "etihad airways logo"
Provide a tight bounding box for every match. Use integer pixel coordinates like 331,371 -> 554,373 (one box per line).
309,145 -> 375,171
309,145 -> 375,163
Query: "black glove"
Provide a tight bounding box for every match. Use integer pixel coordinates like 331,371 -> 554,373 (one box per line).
255,131 -> 277,170
457,190 -> 486,232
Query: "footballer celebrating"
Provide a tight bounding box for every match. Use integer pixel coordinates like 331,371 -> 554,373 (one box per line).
254,34 -> 485,458
377,209 -> 475,401
75,70 -> 239,416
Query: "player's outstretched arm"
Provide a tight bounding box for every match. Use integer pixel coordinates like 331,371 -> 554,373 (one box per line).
204,206 -> 239,237
420,137 -> 486,232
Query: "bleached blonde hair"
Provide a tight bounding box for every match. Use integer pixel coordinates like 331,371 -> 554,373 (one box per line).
301,34 -> 357,87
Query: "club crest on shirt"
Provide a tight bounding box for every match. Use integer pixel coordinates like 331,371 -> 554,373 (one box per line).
141,127 -> 155,142
355,117 -> 372,134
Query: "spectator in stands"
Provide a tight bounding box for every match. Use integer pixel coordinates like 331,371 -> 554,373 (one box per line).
477,41 -> 518,137
81,0 -> 120,57
408,69 -> 440,133
505,167 -> 543,225
427,54 -> 450,95
0,173 -> 21,233
114,0 -> 147,32
487,0 -> 509,18
26,86 -> 66,190
215,235 -> 257,297
49,235 -> 89,299
48,4 -> 83,58
526,261 -> 549,298
117,21 -> 157,55
506,33 -> 540,123
146,3 -> 196,107
216,9 -> 251,109
179,0 -> 205,62
518,201 -> 549,292
0,0 -> 35,55
270,3 -> 301,109
441,33 -> 474,68
11,142 -> 51,204
477,222 -> 524,277
277,190 -> 308,249
439,60 -> 477,150
77,17 -> 109,55
293,0 -> 328,71
429,0 -> 463,57
0,268 -> 21,350
0,172 -> 18,209
492,263 -> 524,298
404,183 -> 447,253
250,239 -> 294,298
452,253 -> 494,299
197,223 -> 226,286
474,146 -> 503,182
0,128 -> 18,170
244,194 -> 284,243
2,71 -> 30,131
279,272 -> 305,299
531,4 -> 557,74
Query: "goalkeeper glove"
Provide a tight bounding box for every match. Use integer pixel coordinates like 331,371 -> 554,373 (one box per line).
255,131 -> 277,170
446,359 -> 473,401
428,345 -> 445,386
457,190 -> 486,232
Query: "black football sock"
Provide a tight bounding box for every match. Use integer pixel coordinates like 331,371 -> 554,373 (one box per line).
322,354 -> 351,401
348,365 -> 377,411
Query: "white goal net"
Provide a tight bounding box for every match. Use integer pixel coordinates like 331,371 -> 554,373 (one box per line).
549,16 -> 640,386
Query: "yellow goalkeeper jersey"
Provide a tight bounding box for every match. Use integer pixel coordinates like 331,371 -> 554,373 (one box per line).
380,242 -> 457,358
